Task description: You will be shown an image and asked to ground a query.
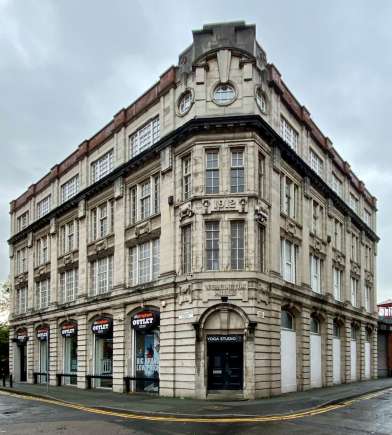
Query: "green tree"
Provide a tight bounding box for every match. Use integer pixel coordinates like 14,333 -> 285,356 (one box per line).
0,281 -> 10,376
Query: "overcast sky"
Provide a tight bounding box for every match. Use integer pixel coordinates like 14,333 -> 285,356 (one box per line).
1,0 -> 391,303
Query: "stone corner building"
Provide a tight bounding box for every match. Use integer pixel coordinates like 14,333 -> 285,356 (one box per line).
8,21 -> 379,399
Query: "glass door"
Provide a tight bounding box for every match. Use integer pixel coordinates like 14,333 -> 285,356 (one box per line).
94,335 -> 113,388
39,340 -> 48,384
135,329 -> 160,392
64,336 -> 77,385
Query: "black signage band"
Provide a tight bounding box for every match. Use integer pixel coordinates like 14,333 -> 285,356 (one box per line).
206,335 -> 243,343
131,310 -> 160,331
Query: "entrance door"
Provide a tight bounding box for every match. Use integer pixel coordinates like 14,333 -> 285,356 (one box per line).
39,340 -> 48,384
207,336 -> 243,390
64,336 -> 77,385
94,335 -> 113,388
19,345 -> 27,382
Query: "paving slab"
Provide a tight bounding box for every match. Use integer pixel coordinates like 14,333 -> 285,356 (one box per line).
1,378 -> 392,418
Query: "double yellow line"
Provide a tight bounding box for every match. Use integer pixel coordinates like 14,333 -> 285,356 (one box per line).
0,388 -> 389,423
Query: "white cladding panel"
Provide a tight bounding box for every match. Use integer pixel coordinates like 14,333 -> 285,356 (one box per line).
351,340 -> 357,381
281,329 -> 297,393
332,337 -> 341,384
310,333 -> 322,388
364,341 -> 371,379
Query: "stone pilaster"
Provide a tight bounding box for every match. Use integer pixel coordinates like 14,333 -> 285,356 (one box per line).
77,314 -> 88,389
112,307 -> 125,393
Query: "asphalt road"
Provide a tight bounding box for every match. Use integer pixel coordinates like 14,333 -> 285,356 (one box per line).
1,389 -> 392,434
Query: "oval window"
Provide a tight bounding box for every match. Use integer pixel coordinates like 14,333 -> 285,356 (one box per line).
256,88 -> 267,113
178,90 -> 193,115
213,83 -> 236,105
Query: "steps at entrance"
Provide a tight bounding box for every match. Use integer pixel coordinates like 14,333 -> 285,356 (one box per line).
206,390 -> 247,401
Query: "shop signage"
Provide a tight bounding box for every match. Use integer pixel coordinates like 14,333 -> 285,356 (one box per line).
91,317 -> 113,335
60,321 -> 78,338
206,335 -> 243,343
36,325 -> 49,341
14,328 -> 28,345
131,310 -> 159,331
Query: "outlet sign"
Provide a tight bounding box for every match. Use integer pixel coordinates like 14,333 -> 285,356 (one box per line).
131,310 -> 159,331
91,317 -> 113,335
15,327 -> 28,344
36,325 -> 50,341
60,321 -> 77,338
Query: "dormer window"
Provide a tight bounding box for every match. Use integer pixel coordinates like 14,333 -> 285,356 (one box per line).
213,83 -> 236,106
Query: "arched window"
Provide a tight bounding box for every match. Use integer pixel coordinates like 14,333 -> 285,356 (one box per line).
333,321 -> 340,338
213,83 -> 236,105
310,317 -> 320,334
281,310 -> 294,330
351,325 -> 358,340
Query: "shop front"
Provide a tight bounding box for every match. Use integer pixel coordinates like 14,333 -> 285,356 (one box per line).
13,327 -> 28,382
60,320 -> 78,385
92,317 -> 113,388
131,310 -> 160,393
36,324 -> 49,384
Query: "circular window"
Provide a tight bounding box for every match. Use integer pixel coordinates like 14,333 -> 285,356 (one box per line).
256,88 -> 267,113
213,83 -> 236,105
177,90 -> 193,116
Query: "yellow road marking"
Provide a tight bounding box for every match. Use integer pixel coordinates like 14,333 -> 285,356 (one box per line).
0,388 -> 390,424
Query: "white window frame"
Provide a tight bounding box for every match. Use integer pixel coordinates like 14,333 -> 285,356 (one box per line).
90,149 -> 114,183
333,267 -> 343,301
281,239 -> 297,284
181,225 -> 192,274
350,193 -> 359,213
60,220 -> 78,255
61,175 -> 80,203
16,247 -> 28,275
350,277 -> 359,307
364,209 -> 372,227
311,200 -> 323,237
309,149 -> 323,176
59,269 -> 78,303
17,211 -> 29,232
37,195 -> 51,219
15,286 -> 27,314
36,236 -> 49,266
310,254 -> 322,293
129,117 -> 160,158
182,155 -> 192,201
364,285 -> 371,312
230,221 -> 245,270
90,256 -> 113,296
35,279 -> 49,309
280,117 -> 298,152
331,173 -> 343,197
230,149 -> 245,193
128,239 -> 160,286
205,150 -> 220,194
90,200 -> 114,241
205,221 -> 220,271
281,174 -> 298,219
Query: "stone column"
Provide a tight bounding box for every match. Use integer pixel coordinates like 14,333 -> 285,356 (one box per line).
113,180 -> 125,290
344,318 -> 352,382
371,326 -> 378,379
27,324 -> 34,383
48,319 -> 58,386
269,295 -> 282,396
77,313 -> 88,389
325,315 -> 334,386
270,152 -> 281,276
112,307 -> 125,393
159,297 -> 176,397
301,308 -> 311,391
360,323 -> 365,380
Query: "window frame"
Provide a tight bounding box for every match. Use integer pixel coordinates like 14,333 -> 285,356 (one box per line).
128,239 -> 160,286
205,221 -> 220,271
61,175 -> 80,203
205,150 -> 220,194
36,195 -> 51,219
280,116 -> 299,152
129,117 -> 160,158
90,149 -> 114,184
230,149 -> 245,193
230,221 -> 245,271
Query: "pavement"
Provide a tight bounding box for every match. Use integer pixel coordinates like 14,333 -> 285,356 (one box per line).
1,378 -> 392,418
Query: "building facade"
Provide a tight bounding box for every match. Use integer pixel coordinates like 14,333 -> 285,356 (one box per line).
8,22 -> 379,399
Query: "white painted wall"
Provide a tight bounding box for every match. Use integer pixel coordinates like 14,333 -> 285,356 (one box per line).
332,337 -> 341,384
281,329 -> 297,393
364,341 -> 371,379
351,340 -> 357,381
310,333 -> 322,388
